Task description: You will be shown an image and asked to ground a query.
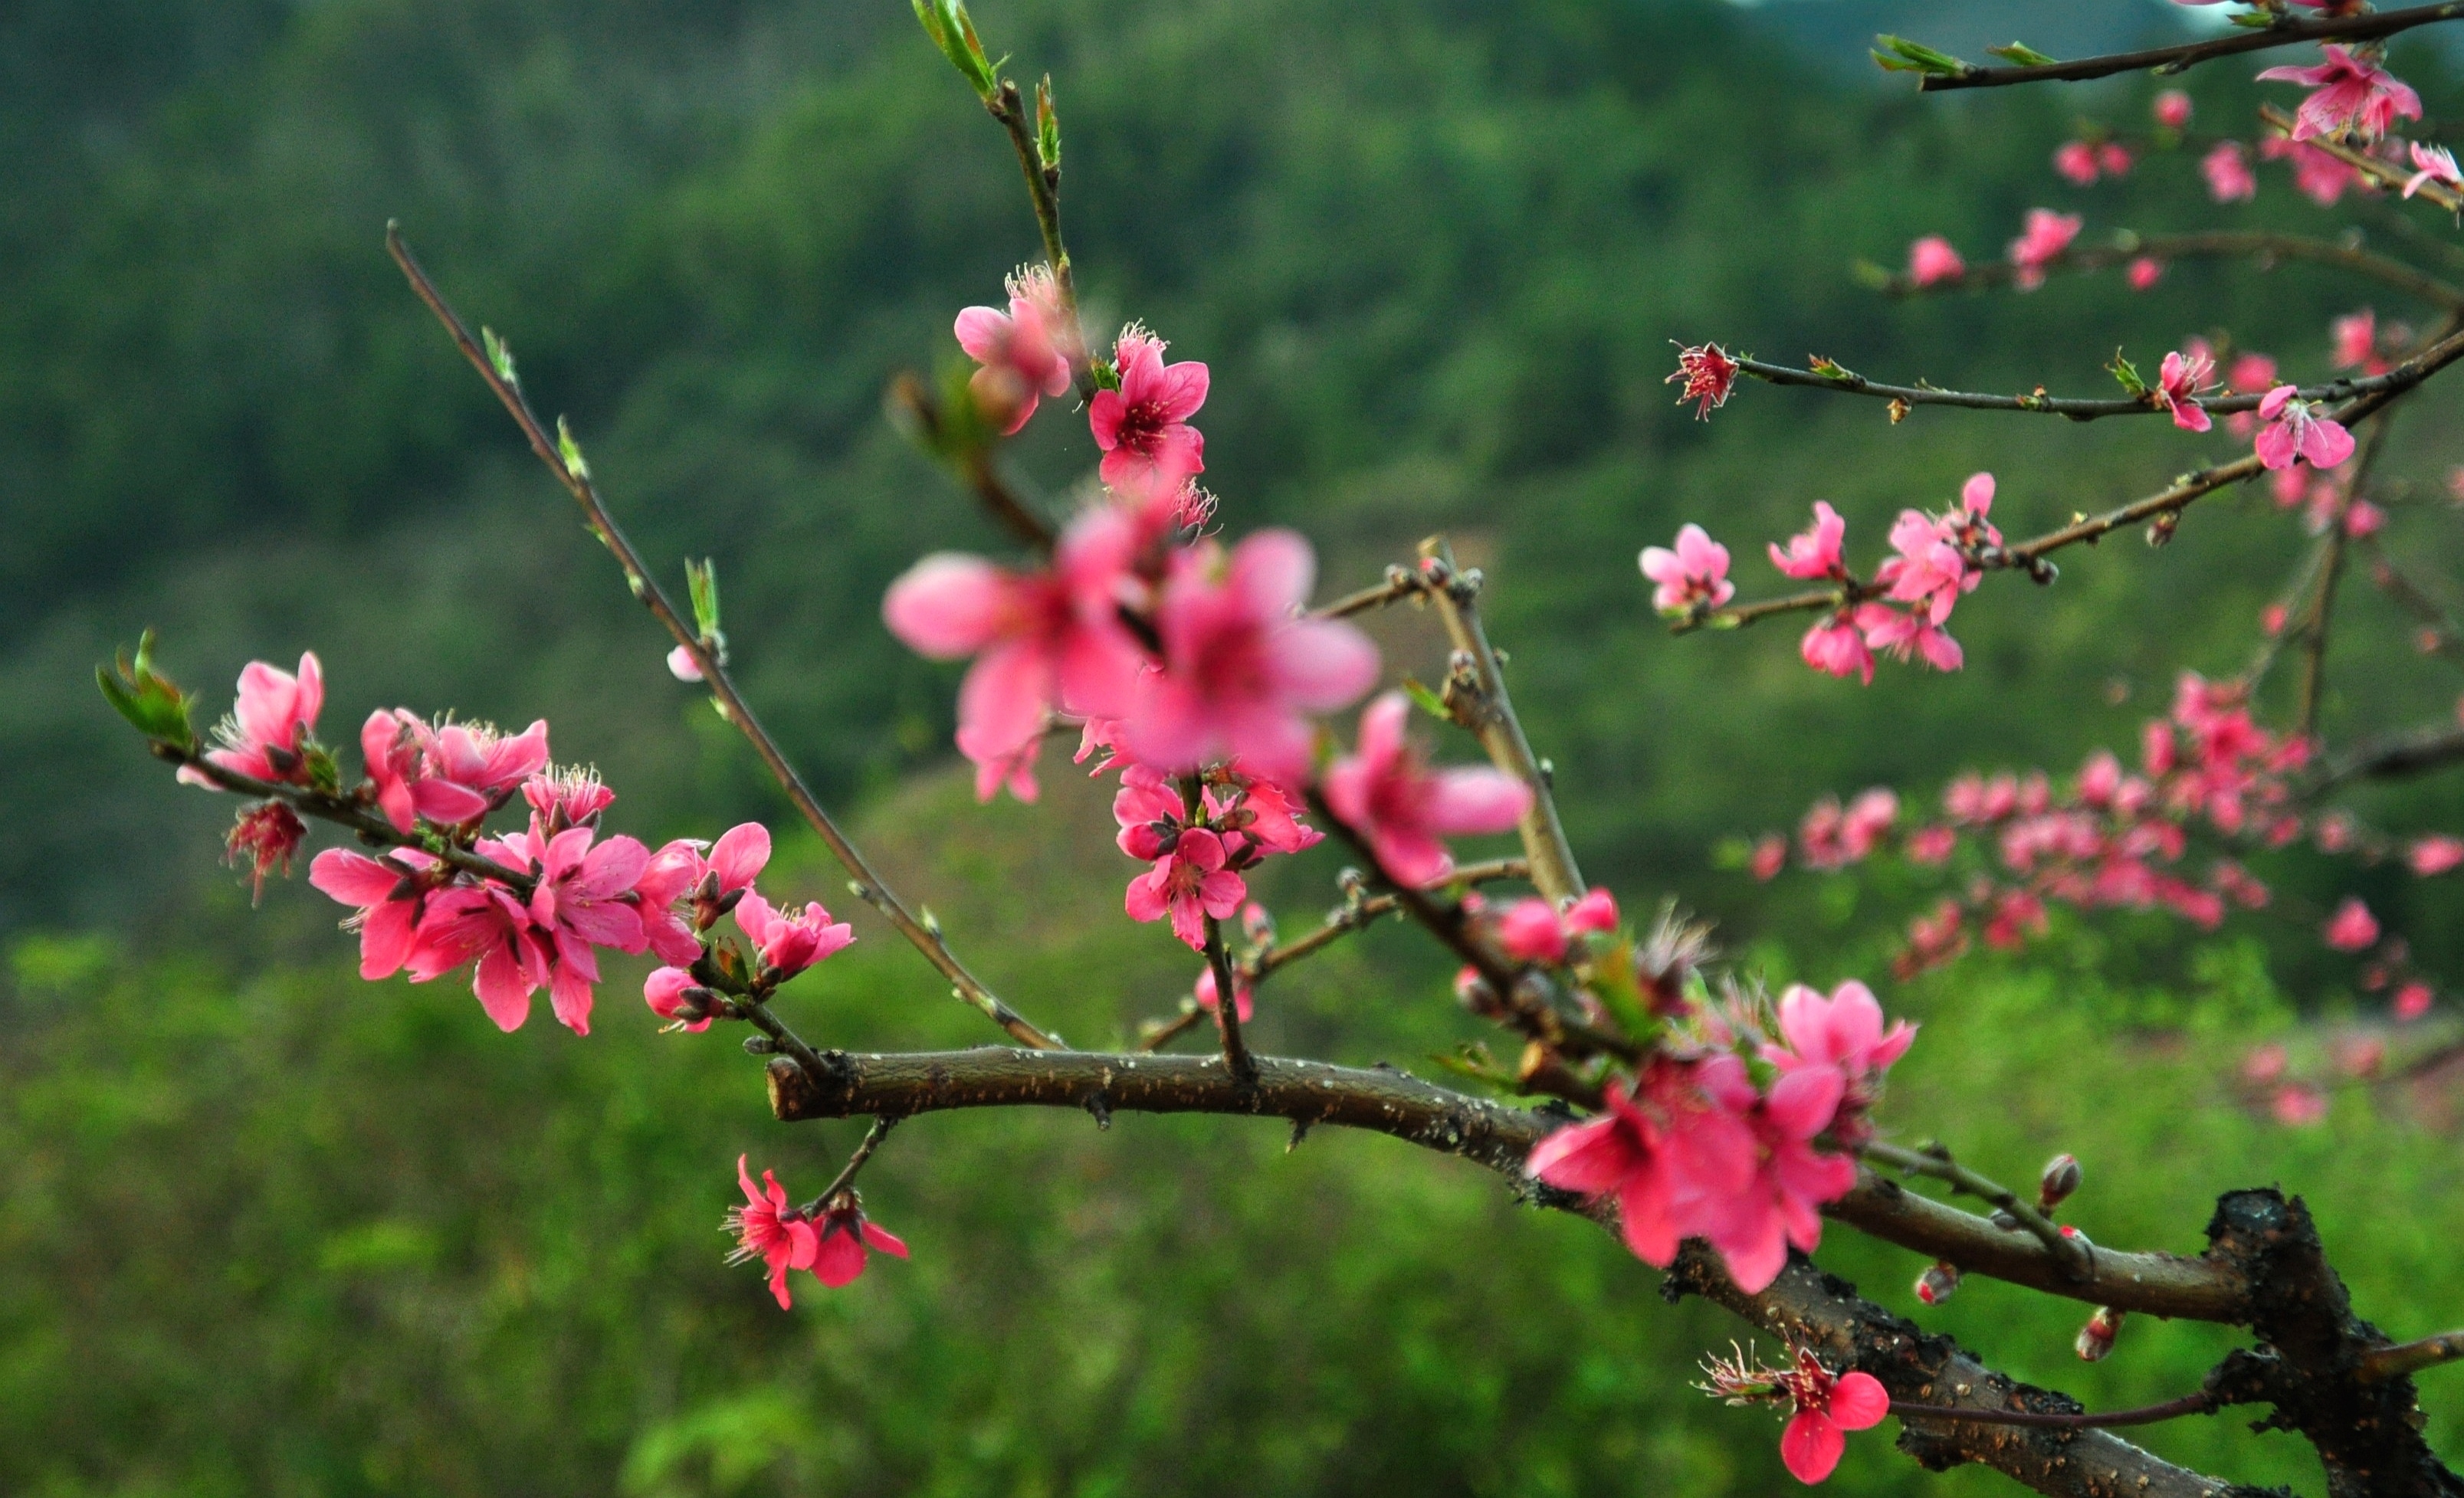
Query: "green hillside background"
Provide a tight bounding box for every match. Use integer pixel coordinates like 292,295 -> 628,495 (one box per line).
8,1 -> 2464,1492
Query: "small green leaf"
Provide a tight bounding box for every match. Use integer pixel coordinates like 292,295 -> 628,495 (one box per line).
1871,34 -> 1971,77
910,0 -> 999,99
97,628 -> 197,747
1035,75 -> 1061,172
556,417 -> 590,481
2108,348 -> 2147,398
481,326 -> 519,388
686,557 -> 723,643
1985,41 -> 2058,67
1400,677 -> 1450,720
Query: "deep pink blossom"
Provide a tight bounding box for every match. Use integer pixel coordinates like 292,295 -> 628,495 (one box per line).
1778,1355 -> 1889,1485
1124,827 -> 1245,950
2154,90 -> 2193,131
735,889 -> 855,981
359,709 -> 483,832
2255,385 -> 2357,471
2396,982 -> 2435,1021
2404,142 -> 2462,199
1751,834 -> 1788,880
1907,236 -> 1964,287
182,652 -> 324,788
2324,897 -> 2380,952
954,266 -> 1076,434
1855,604 -> 1963,673
2259,46 -> 2422,143
884,506 -> 1147,801
1527,1061 -> 1756,1273
1800,616 -> 1874,685
726,1155 -> 819,1310
2127,257 -> 2164,292
2053,141 -> 2099,185
1769,502 -> 1847,581
2331,308 -> 2387,375
522,765 -> 615,830
1668,341 -> 1741,419
308,847 -> 440,980
2097,142 -> 2133,177
2410,835 -> 2464,876
2153,348 -> 2215,433
1764,979 -> 1915,1113
1127,529 -> 1380,782
423,718 -> 552,808
811,1195 -> 909,1288
2006,209 -> 2082,291
404,879 -> 552,1033
1088,328 -> 1208,493
1642,523 -> 1735,614
1322,692 -> 1534,887
490,823 -> 654,1034
1494,887 -> 1619,965
1566,888 -> 1619,934
2203,141 -> 2257,202
1697,1054 -> 1857,1296
225,801 -> 306,902
2272,1084 -> 2330,1127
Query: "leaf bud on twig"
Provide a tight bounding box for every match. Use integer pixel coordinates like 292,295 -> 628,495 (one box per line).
2039,1152 -> 2082,1210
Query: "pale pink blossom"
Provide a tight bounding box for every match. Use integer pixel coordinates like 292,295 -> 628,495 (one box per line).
1750,834 -> 1787,880
1856,604 -> 1963,673
309,846 -> 441,980
2331,308 -> 2386,375
1125,827 -> 1246,950
811,1194 -> 909,1288
2007,209 -> 2082,291
2403,142 -> 2462,198
1642,523 -> 1736,614
667,644 -> 704,682
735,889 -> 855,981
2154,90 -> 2193,132
2255,385 -> 2357,471
883,506 -> 1147,801
1127,529 -> 1380,782
1764,979 -> 1915,1109
2203,141 -> 2257,202
1907,236 -> 1964,287
522,765 -> 615,830
1800,616 -> 1874,685
2344,500 -> 2386,537
2154,348 -> 2215,433
1323,692 -> 1534,888
2410,835 -> 2464,876
1769,501 -> 1847,581
726,1155 -> 819,1310
954,267 -> 1077,434
2228,352 -> 2279,395
423,718 -> 553,808
183,652 -> 324,788
2262,135 -> 2359,205
1667,342 -> 1740,419
2272,1084 -> 2330,1126
2259,46 -> 2422,143
2324,896 -> 2380,952
1088,328 -> 1207,493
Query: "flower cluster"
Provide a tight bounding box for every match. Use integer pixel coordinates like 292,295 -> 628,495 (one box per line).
726,1155 -> 907,1310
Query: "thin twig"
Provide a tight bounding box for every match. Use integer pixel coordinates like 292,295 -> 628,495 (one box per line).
1859,1139 -> 2092,1282
2357,533 -> 2464,670
1314,563 -> 1434,620
1416,538 -> 1586,904
163,746 -> 535,892
2261,104 -> 2464,215
2311,720 -> 2464,788
386,225 -> 1061,1052
1200,914 -> 1258,1084
986,77 -> 1099,397
799,1115 -> 900,1214
2295,416 -> 2393,741
1880,230 -> 2464,313
2361,1329 -> 2464,1383
1889,1389 -> 2220,1431
2239,537 -> 2334,692
1908,3 -> 2464,92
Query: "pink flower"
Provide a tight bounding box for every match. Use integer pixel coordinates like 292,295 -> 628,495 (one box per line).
225,801 -> 307,902
2262,136 -> 2358,205
2006,209 -> 2082,291
2097,142 -> 2134,177
2410,835 -> 2464,876
2203,141 -> 2258,202
1498,897 -> 1570,964
1527,1061 -> 1756,1272
2343,500 -> 2385,537
1088,328 -> 1207,493
2404,142 -> 2462,198
954,266 -> 1077,434
1800,616 -> 1874,685
424,718 -> 553,807
2153,348 -> 2216,433
184,652 -> 324,787
2324,896 -> 2380,952
1698,1057 -> 1857,1298
308,847 -> 440,980
405,880 -> 552,1033
811,1194 -> 910,1288
1127,529 -> 1380,782
1193,962 -> 1255,1022
1908,236 -> 1964,287
1905,825 -> 1956,864
2127,257 -> 2164,292
2259,45 -> 2422,143
735,890 -> 855,981
726,1155 -> 819,1310
1769,501 -> 1848,581
1668,342 -> 1741,419
1764,980 -> 1915,1103
2053,141 -> 2100,185
2331,308 -> 2386,375
2396,982 -> 2435,1021
1566,888 -> 1619,934
494,824 -> 655,1034
359,710 -> 482,832
1750,834 -> 1787,881
2154,90 -> 2193,131
2255,385 -> 2357,471
667,644 -> 704,682
883,506 -> 1147,801
2272,1084 -> 2329,1127
1641,523 -> 1736,615
1125,827 -> 1246,950
643,966 -> 712,1032
1322,692 -> 1534,887
1778,1356 -> 1890,1485
521,764 -> 615,830
2229,352 -> 2279,395
1855,605 -> 1962,673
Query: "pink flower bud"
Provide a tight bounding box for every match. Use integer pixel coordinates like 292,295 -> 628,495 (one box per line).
2038,1153 -> 2082,1210
2154,90 -> 2193,131
2075,1307 -> 2123,1362
1914,1260 -> 1961,1306
2395,982 -> 2434,1022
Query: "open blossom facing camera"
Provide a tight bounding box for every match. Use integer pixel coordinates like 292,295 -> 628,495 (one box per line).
180,653 -> 323,788
2254,386 -> 2357,472
727,1156 -> 819,1310
1088,326 -> 1208,493
1323,692 -> 1532,887
2258,45 -> 2422,143
2153,347 -> 2216,432
1642,523 -> 1735,614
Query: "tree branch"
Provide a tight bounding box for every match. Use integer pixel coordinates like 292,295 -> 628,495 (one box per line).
2260,104 -> 2464,215
1879,231 -> 2464,313
1908,3 -> 2464,92
2361,1329 -> 2464,1385
162,746 -> 536,892
386,225 -> 1062,1053
1859,1139 -> 2090,1280
2312,721 -> 2464,789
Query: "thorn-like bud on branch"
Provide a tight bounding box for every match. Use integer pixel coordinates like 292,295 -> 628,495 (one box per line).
2039,1152 -> 2082,1210
2075,1306 -> 2124,1362
1989,1208 -> 2022,1231
673,986 -> 717,1023
743,1034 -> 778,1055
1915,1260 -> 1962,1306
2146,513 -> 2179,548
1337,867 -> 1367,900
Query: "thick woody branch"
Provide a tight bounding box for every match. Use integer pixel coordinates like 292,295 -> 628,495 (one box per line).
1859,1139 -> 2088,1280
2313,722 -> 2464,789
386,226 -> 1061,1054
1880,231 -> 2464,312
1416,537 -> 1587,904
1910,3 -> 2464,92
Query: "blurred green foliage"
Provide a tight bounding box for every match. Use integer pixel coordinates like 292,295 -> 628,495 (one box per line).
8,0 -> 2464,1490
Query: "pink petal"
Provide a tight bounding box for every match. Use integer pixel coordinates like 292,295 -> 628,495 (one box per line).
709,823 -> 772,893
360,900 -> 419,981
861,1221 -> 909,1257
812,1229 -> 868,1288
1780,1411 -> 1846,1485
884,554 -> 1014,657
1426,768 -> 1535,835
472,942 -> 536,1032
309,848 -> 400,906
953,305 -> 1011,364
1266,618 -> 1382,713
1829,1372 -> 1890,1431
